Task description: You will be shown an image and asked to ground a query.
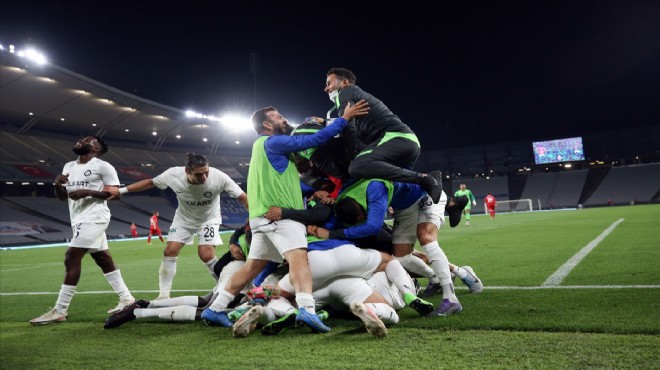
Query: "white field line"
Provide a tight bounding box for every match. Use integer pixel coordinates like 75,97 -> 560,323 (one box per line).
1,265 -> 49,273
542,218 -> 625,287
2,285 -> 660,296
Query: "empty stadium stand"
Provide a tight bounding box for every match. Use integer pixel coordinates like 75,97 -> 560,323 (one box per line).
519,170 -> 589,209
584,163 -> 660,206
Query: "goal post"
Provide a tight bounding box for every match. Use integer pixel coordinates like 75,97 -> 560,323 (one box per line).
486,199 -> 533,213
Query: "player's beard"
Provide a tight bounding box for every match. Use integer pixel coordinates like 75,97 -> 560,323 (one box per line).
283,122 -> 294,135
72,145 -> 92,155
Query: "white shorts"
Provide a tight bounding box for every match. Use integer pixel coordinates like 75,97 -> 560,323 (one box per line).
392,191 -> 447,244
69,222 -> 109,252
248,217 -> 307,263
277,275 -> 373,311
212,260 -> 245,294
367,271 -> 407,310
314,277 -> 374,312
307,244 -> 381,287
167,221 -> 222,246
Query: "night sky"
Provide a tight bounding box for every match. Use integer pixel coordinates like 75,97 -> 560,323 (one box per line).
2,1 -> 659,150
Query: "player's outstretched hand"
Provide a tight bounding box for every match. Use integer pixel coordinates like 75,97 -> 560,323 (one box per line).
341,99 -> 369,120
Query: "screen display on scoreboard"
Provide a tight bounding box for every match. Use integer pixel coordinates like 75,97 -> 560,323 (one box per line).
532,137 -> 585,165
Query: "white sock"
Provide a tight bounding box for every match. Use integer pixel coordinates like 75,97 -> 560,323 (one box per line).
209,289 -> 234,312
393,254 -> 438,283
159,256 -> 178,297
424,241 -> 458,302
204,256 -> 219,282
149,296 -> 199,308
422,242 -> 452,285
134,306 -> 197,321
267,297 -> 297,317
103,269 -> 134,302
366,303 -> 399,324
384,260 -> 416,296
295,292 -> 316,314
55,284 -> 76,313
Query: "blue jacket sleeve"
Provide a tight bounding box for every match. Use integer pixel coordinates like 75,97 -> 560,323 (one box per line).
339,181 -> 389,240
265,118 -> 347,153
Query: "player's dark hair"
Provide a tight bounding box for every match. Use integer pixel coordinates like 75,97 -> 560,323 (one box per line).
334,197 -> 365,225
251,106 -> 277,134
327,67 -> 356,84
92,135 -> 108,155
185,152 -> 209,170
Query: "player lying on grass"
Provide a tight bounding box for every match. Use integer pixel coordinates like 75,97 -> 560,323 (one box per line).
104,226 -> 283,328
233,270 -> 408,338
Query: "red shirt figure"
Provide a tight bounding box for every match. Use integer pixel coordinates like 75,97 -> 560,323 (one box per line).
148,211 -> 164,244
130,223 -> 138,238
484,193 -> 497,219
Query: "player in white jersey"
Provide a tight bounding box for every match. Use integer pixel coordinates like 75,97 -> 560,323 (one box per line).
30,136 -> 136,326
107,153 -> 248,300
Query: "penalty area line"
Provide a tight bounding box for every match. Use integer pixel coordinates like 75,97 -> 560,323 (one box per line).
542,218 -> 624,287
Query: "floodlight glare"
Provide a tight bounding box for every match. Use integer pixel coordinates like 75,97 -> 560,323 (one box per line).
221,115 -> 252,130
24,49 -> 48,65
185,110 -> 196,118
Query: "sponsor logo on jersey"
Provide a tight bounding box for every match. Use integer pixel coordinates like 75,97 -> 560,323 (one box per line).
185,200 -> 212,206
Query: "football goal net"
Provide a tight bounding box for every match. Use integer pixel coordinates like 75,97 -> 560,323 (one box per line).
486,199 -> 533,213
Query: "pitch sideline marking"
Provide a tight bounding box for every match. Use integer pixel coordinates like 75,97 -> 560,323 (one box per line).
542,218 -> 624,287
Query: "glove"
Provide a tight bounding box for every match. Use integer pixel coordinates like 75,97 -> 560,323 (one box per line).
246,285 -> 280,303
472,201 -> 477,206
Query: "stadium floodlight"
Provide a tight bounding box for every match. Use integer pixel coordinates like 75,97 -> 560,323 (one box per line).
24,48 -> 48,65
0,44 -> 3,51
221,114 -> 252,131
185,110 -> 196,118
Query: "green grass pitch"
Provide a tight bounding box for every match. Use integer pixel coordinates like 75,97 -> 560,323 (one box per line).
1,205 -> 659,369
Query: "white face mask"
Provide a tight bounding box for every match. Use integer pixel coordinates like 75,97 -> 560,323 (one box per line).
328,90 -> 339,103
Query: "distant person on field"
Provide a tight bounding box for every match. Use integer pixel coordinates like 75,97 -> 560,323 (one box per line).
130,222 -> 138,238
484,193 -> 496,220
30,136 -> 135,326
148,211 -> 164,244
106,153 -> 248,301
454,184 -> 477,226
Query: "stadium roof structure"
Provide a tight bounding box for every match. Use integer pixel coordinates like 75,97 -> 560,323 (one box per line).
0,47 -> 254,156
